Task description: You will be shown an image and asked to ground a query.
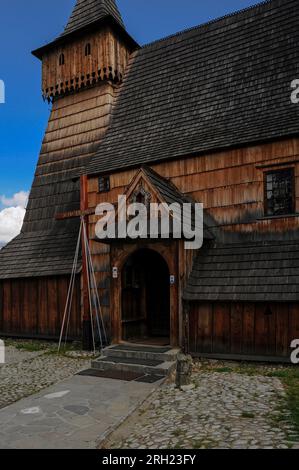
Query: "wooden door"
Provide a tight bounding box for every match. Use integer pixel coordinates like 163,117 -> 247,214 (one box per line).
121,249 -> 170,342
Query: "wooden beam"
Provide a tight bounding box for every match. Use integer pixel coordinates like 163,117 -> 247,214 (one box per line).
80,175 -> 93,350
55,208 -> 94,220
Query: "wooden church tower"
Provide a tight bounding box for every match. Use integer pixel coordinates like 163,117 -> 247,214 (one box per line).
0,0 -> 138,342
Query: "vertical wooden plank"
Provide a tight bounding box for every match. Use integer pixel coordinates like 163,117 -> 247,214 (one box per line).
230,303 -> 243,354
275,303 -> 289,357
29,279 -> 38,335
242,303 -> 255,354
196,302 -> 213,353
47,278 -> 58,337
11,279 -> 21,334
57,276 -> 68,338
266,304 -> 276,356
289,303 -> 299,348
21,280 -> 29,334
255,303 -> 270,355
18,280 -> 24,334
3,281 -> 12,333
212,303 -> 231,353
21,279 -> 38,335
38,278 -> 49,336
188,305 -> 198,354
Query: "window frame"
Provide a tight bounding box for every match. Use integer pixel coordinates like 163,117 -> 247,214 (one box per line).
59,53 -> 65,66
263,167 -> 295,217
98,176 -> 110,193
85,43 -> 91,56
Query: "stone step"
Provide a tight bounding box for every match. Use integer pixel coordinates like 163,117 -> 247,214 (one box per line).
91,355 -> 176,377
103,344 -> 180,363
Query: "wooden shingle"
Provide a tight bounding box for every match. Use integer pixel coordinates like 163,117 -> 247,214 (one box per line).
61,0 -> 125,36
88,0 -> 299,175
184,240 -> 299,302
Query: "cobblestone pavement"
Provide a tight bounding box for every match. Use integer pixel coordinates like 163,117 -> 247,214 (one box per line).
0,340 -> 90,409
106,363 -> 299,449
0,346 -> 44,366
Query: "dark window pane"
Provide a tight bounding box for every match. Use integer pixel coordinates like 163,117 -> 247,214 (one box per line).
98,176 -> 110,193
85,43 -> 91,56
265,169 -> 294,216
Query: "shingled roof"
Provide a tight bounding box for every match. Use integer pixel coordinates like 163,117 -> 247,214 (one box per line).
183,241 -> 299,302
142,167 -> 214,240
113,166 -> 214,240
0,232 -> 80,280
142,166 -> 195,208
0,85 -> 107,280
88,0 -> 299,175
61,0 -> 125,37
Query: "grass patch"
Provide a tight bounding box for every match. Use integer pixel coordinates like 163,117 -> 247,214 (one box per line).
282,376 -> 299,437
172,429 -> 184,438
213,367 -> 234,373
197,359 -> 299,440
13,341 -> 49,352
192,440 -> 205,449
191,438 -> 217,449
267,369 -> 299,380
241,411 -> 255,419
196,359 -> 299,440
5,338 -> 89,357
5,338 -> 59,353
173,439 -> 184,449
237,366 -> 299,436
45,341 -> 91,358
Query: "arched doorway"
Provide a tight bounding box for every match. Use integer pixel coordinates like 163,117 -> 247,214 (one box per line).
121,249 -> 170,344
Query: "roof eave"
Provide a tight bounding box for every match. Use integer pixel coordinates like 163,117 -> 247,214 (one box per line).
32,16 -> 139,60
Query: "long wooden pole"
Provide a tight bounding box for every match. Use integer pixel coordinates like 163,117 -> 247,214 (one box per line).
80,175 -> 93,350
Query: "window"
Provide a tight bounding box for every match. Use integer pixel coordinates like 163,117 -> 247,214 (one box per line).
85,43 -> 91,56
98,176 -> 110,193
264,168 -> 295,216
135,192 -> 145,204
59,53 -> 65,66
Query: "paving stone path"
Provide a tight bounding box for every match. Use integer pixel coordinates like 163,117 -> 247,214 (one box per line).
0,342 -> 90,409
0,340 -> 159,449
0,370 -> 157,449
107,367 -> 298,449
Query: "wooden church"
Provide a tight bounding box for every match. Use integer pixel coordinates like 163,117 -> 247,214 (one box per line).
0,0 -> 299,361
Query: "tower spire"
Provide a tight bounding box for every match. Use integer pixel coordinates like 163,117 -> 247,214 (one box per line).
32,0 -> 138,101
62,0 -> 125,37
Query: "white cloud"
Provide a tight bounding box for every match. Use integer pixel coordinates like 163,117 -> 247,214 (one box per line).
0,206 -> 26,244
0,191 -> 28,208
0,191 -> 29,246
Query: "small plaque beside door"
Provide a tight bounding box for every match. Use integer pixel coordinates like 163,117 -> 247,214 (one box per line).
112,267 -> 118,279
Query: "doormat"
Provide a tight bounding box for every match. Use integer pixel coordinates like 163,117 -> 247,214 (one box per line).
77,369 -> 164,383
135,374 -> 164,383
77,369 -> 143,381
110,345 -> 171,354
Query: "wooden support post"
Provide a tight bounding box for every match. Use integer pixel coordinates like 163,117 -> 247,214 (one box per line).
183,300 -> 190,355
81,175 -> 93,351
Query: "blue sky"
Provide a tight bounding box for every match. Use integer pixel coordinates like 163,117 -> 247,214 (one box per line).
0,0 -> 259,202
